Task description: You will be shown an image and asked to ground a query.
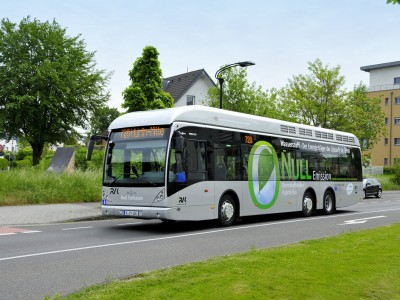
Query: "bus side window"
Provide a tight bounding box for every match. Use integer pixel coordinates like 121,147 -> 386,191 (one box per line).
241,145 -> 251,180
226,145 -> 241,180
214,148 -> 227,180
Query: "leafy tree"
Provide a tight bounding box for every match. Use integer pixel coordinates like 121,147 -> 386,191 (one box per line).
0,17 -> 110,166
89,106 -> 120,136
122,46 -> 174,112
387,0 -> 400,4
279,59 -> 347,128
208,67 -> 281,119
279,59 -> 385,150
342,84 -> 386,150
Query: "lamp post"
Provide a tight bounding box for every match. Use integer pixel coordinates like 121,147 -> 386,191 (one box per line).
215,61 -> 255,109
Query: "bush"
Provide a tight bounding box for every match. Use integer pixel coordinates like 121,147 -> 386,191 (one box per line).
16,147 -> 33,160
0,158 -> 9,170
384,166 -> 396,175
36,150 -> 54,170
75,146 -> 104,171
392,165 -> 400,185
15,159 -> 33,169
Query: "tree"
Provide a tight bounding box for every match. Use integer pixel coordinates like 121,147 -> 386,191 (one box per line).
0,17 -> 110,166
207,66 -> 281,119
341,84 -> 386,150
279,59 -> 385,150
89,106 -> 120,136
279,59 -> 347,128
122,46 -> 174,112
387,0 -> 400,4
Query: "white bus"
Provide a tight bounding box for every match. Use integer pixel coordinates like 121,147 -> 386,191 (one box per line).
88,106 -> 363,226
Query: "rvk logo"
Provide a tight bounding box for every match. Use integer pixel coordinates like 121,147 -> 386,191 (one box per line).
248,141 -> 280,209
110,188 -> 119,195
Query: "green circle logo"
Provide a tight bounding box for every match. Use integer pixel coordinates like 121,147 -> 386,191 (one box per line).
248,141 -> 280,209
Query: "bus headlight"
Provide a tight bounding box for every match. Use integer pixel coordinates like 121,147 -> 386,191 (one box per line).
153,189 -> 165,203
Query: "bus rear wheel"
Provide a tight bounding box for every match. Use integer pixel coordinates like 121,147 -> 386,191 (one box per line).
323,191 -> 335,215
218,194 -> 236,227
302,191 -> 314,217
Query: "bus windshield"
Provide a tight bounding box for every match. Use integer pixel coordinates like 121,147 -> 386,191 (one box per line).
103,126 -> 170,187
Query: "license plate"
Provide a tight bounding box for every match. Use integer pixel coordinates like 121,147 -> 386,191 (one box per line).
124,210 -> 139,217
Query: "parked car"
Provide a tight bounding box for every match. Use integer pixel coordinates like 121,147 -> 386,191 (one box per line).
363,178 -> 382,198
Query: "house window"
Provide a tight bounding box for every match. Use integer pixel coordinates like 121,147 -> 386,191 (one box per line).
395,138 -> 400,146
385,117 -> 389,125
187,95 -> 195,106
384,138 -> 389,145
385,98 -> 389,106
394,77 -> 400,85
395,97 -> 400,105
395,118 -> 400,125
384,158 -> 389,165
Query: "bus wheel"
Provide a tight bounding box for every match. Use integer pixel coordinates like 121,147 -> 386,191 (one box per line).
218,194 -> 236,226
302,191 -> 314,217
323,191 -> 335,215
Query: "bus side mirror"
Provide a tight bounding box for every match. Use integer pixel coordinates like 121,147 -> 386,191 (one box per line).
87,135 -> 109,161
87,136 -> 96,161
175,136 -> 184,154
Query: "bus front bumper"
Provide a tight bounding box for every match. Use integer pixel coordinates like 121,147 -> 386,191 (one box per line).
102,205 -> 175,220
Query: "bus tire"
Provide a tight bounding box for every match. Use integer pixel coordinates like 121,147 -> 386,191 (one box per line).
323,190 -> 335,215
302,191 -> 314,217
218,194 -> 236,227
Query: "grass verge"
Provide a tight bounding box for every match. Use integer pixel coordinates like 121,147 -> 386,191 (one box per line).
62,223 -> 400,300
0,169 -> 102,205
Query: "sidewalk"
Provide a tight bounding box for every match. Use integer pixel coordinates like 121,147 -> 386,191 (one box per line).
0,202 -> 102,226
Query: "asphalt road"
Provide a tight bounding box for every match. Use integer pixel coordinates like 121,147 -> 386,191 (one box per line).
1,193 -> 400,300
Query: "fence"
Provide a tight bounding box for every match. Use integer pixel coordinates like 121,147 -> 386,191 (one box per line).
363,166 -> 384,176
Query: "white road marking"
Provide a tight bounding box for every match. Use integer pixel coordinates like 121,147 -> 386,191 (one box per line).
61,226 -> 93,231
117,222 -> 143,226
0,233 -> 17,236
1,207 -> 399,262
339,216 -> 386,225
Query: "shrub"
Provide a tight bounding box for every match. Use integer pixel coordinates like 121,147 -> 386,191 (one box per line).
15,159 -> 33,169
75,146 -> 104,170
0,158 -> 9,170
16,147 -> 33,160
392,165 -> 400,185
384,166 -> 396,175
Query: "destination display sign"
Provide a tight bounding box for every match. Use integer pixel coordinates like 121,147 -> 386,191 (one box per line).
114,126 -> 170,141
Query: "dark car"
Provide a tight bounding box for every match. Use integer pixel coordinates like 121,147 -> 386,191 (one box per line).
363,178 -> 382,198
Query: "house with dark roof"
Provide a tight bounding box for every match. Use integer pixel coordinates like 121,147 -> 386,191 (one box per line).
163,69 -> 216,107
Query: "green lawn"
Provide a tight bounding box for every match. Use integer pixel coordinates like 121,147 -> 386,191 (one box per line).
61,223 -> 400,300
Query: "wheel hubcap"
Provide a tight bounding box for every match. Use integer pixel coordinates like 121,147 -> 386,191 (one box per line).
221,201 -> 234,221
304,197 -> 312,213
324,195 -> 332,211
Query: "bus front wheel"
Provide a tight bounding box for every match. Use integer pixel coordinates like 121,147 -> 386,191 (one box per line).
218,194 -> 236,227
302,191 -> 314,217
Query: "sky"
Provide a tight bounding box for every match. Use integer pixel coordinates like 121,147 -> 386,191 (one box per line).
1,0 -> 399,110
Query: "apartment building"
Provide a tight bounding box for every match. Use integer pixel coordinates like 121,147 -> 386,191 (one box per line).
361,61 -> 400,166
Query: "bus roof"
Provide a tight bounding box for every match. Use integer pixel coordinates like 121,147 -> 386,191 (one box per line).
110,105 -> 360,147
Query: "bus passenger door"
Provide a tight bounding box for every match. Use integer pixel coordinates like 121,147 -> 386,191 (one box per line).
169,138 -> 214,220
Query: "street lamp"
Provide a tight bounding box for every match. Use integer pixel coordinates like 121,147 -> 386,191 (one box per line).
215,61 -> 255,109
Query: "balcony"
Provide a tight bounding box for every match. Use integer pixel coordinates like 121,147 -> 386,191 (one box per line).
368,84 -> 400,92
